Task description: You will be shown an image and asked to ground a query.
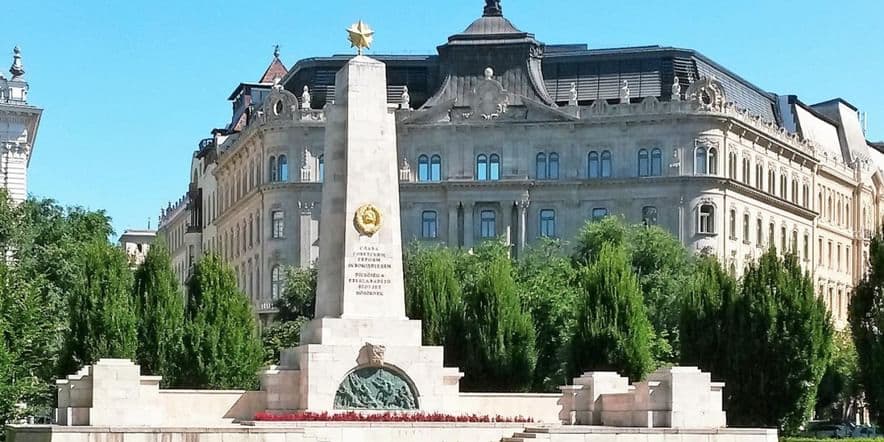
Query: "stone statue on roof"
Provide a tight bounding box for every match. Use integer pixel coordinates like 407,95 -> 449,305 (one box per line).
671,76 -> 682,101
484,0 -> 502,17
301,86 -> 311,110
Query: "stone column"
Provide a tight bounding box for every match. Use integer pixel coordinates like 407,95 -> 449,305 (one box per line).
298,201 -> 315,266
517,200 -> 529,255
463,202 -> 474,249
447,202 -> 459,247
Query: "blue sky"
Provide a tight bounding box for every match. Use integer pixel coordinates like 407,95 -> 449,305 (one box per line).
3,0 -> 882,238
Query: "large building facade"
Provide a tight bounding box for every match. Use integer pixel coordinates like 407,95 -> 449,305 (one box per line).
156,4 -> 884,328
0,46 -> 41,203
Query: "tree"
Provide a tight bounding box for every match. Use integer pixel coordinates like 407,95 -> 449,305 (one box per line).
816,331 -> 860,423
132,241 -> 185,386
726,250 -> 831,434
0,264 -> 57,428
573,217 -> 693,363
679,256 -> 736,377
568,242 -> 654,381
262,266 -> 317,364
850,233 -> 884,423
180,254 -> 263,390
60,240 -> 137,374
516,238 -> 579,391
458,242 -> 536,392
404,244 -> 462,348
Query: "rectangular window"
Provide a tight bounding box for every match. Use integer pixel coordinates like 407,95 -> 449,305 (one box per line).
272,210 -> 285,239
742,213 -> 750,241
642,206 -> 658,226
421,211 -> 438,239
699,205 -> 715,234
592,208 -> 608,220
837,244 -> 842,271
540,209 -> 556,237
480,210 -> 496,238
756,219 -> 763,247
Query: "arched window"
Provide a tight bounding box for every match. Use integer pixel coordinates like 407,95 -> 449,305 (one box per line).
791,180 -> 798,203
756,218 -> 763,245
278,155 -> 289,181
540,209 -> 556,237
248,160 -> 255,191
695,147 -> 707,174
548,153 -> 559,179
600,150 -> 612,177
588,151 -> 600,178
780,174 -> 787,199
768,170 -> 775,194
755,163 -> 763,188
476,154 -> 488,181
480,210 -> 496,238
729,209 -> 737,239
743,213 -> 750,240
638,149 -> 649,177
272,210 -> 285,239
698,204 -> 715,234
708,148 -> 718,175
418,155 -> 430,182
249,216 -> 254,248
792,230 -> 798,253
728,152 -> 737,179
489,154 -> 501,180
430,155 -> 442,181
742,158 -> 751,183
650,148 -> 662,176
803,185 -> 810,207
255,161 -> 261,187
421,211 -> 438,239
818,192 -> 824,213
536,153 -> 547,180
318,155 -> 325,182
269,156 -> 278,182
271,265 -> 283,300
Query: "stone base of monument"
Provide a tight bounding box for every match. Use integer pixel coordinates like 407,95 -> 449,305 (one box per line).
261,318 -> 463,413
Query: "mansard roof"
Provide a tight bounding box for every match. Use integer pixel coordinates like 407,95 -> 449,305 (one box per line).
272,7 -> 780,120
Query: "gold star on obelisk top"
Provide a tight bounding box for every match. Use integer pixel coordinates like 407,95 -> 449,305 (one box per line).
347,20 -> 374,55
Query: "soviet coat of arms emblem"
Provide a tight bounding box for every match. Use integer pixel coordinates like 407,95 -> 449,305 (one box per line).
354,204 -> 382,237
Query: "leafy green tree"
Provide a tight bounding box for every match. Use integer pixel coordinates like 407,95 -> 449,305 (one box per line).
516,238 -> 579,391
816,331 -> 860,423
458,242 -> 536,392
60,241 -> 138,374
262,266 -> 317,364
569,242 -> 654,381
132,241 -> 185,386
0,264 -> 57,429
573,217 -> 692,363
679,256 -> 736,377
404,244 -> 463,348
180,254 -> 263,389
726,250 -> 831,434
850,233 -> 884,423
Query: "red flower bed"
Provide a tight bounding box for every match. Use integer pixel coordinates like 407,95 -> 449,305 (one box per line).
254,411 -> 533,423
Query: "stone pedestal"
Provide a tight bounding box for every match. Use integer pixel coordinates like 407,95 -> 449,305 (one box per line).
264,55 -> 463,414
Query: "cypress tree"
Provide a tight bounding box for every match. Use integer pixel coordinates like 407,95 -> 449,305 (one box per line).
180,254 -> 263,390
727,249 -> 831,434
132,241 -> 185,386
459,242 -> 536,392
850,234 -> 884,423
679,256 -> 736,377
61,241 -> 137,373
569,242 -> 653,381
404,244 -> 462,348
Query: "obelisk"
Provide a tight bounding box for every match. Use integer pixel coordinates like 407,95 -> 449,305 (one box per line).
275,22 -> 462,413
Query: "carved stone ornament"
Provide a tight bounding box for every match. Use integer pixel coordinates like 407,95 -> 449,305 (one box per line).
361,342 -> 386,367
334,366 -> 417,410
353,204 -> 383,237
685,76 -> 726,111
470,67 -> 511,120
262,85 -> 299,120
